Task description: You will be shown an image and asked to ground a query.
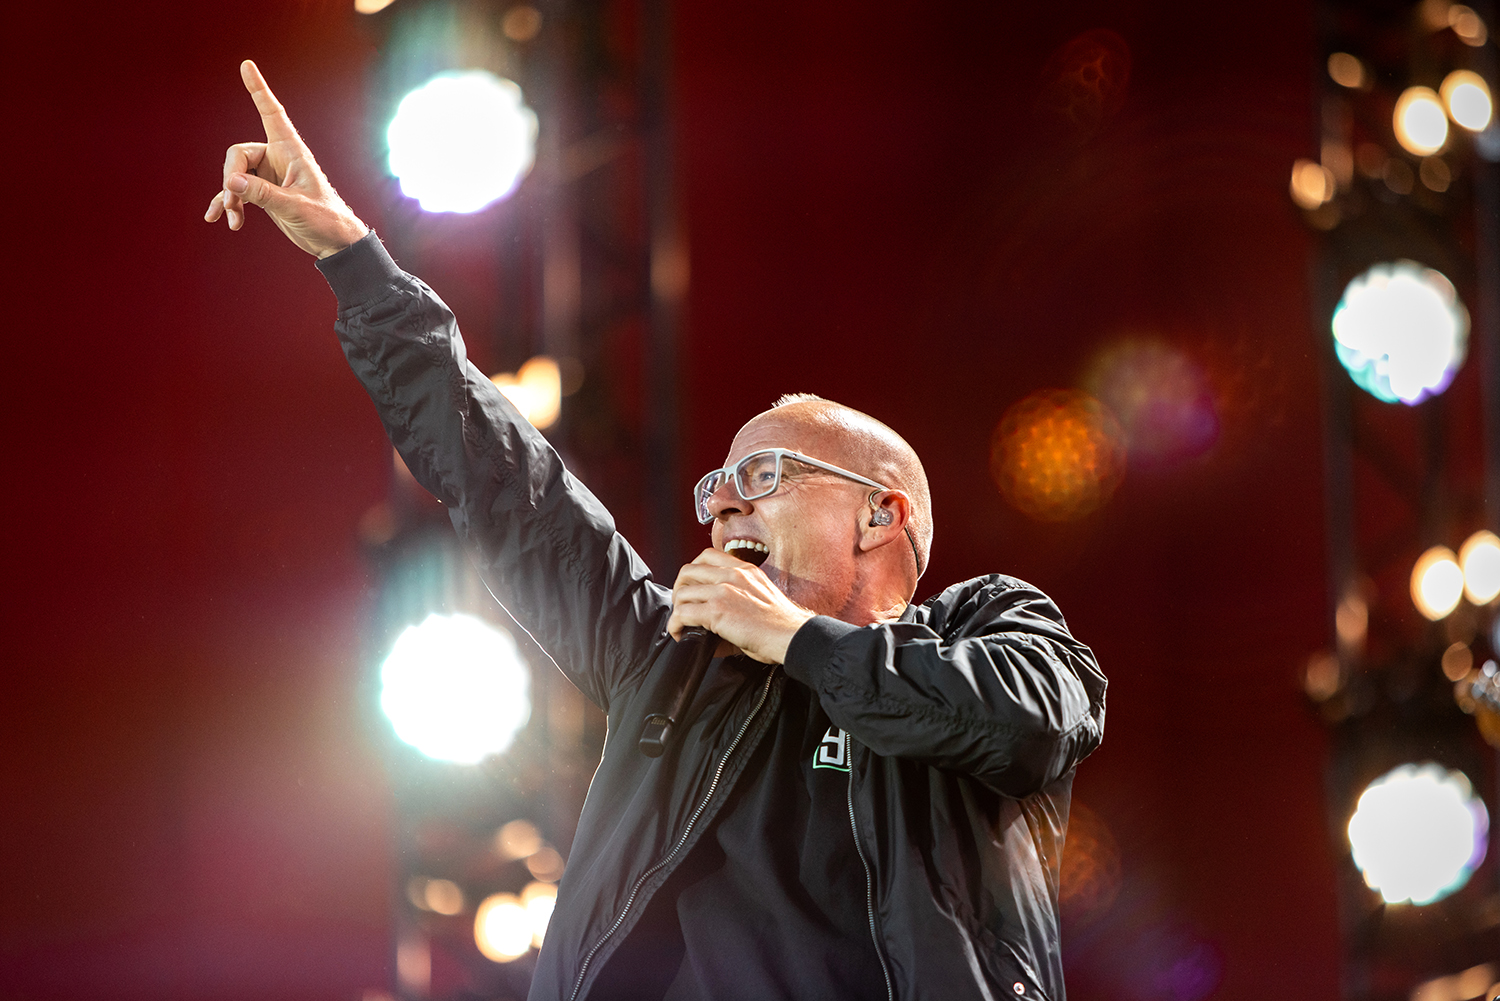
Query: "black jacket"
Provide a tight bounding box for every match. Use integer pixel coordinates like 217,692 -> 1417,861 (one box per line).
319,234 -> 1108,1001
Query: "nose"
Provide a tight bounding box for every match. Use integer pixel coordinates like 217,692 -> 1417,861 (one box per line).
706,477 -> 750,520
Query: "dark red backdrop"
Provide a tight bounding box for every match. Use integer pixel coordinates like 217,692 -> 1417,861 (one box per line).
2,1 -> 1339,998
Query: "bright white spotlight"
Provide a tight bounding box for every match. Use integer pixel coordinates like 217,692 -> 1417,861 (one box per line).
1331,261 -> 1469,405
1395,86 -> 1450,155
387,70 -> 538,213
1348,763 -> 1488,905
1461,530 -> 1500,604
475,893 -> 532,962
1413,545 -> 1465,620
380,613 -> 531,764
521,881 -> 557,948
1442,70 -> 1494,131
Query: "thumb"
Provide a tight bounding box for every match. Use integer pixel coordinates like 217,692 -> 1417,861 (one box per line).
228,172 -> 295,215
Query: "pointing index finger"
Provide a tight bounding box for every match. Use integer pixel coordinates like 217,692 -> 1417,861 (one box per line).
240,59 -> 299,143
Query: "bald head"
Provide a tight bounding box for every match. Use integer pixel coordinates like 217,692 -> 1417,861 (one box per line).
745,394 -> 933,584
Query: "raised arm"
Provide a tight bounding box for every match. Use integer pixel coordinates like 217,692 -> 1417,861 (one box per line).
203,60 -> 368,258
207,62 -> 671,707
782,575 -> 1107,798
317,238 -> 675,708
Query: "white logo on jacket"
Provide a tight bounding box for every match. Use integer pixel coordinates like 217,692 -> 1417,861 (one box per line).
813,727 -> 850,771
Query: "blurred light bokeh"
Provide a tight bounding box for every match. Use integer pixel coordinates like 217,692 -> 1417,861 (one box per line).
492,356 -> 563,429
1327,52 -> 1369,90
1035,29 -> 1131,141
1411,963 -> 1499,1001
1441,69 -> 1493,132
1290,158 -> 1336,209
1394,86 -> 1449,156
1346,763 -> 1488,905
1082,338 -> 1219,467
495,819 -> 544,860
990,390 -> 1126,522
1058,800 -> 1122,926
1459,530 -> 1500,605
1330,261 -> 1469,405
1412,545 -> 1465,621
473,892 -> 531,962
379,613 -> 532,764
387,70 -> 538,213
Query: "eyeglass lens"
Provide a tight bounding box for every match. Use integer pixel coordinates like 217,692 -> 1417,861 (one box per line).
734,451 -> 781,499
695,450 -> 784,522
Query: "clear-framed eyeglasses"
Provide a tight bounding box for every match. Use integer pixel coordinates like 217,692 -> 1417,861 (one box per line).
692,448 -> 890,525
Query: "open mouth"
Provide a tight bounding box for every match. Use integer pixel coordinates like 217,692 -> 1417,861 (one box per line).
724,539 -> 770,567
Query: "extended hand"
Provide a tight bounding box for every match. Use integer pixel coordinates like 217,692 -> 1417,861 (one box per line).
203,60 -> 369,258
668,549 -> 817,665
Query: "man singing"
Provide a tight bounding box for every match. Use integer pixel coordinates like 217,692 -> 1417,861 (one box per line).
207,60 -> 1106,1001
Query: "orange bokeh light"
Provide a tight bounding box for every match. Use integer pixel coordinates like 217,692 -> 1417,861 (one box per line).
1058,801 -> 1122,926
990,390 -> 1126,522
1036,29 -> 1132,141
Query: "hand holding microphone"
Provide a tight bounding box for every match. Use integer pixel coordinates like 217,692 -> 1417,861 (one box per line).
641,550 -> 815,756
666,548 -> 815,664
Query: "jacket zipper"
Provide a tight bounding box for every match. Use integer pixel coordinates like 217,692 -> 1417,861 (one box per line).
846,731 -> 894,1001
566,670 -> 777,1001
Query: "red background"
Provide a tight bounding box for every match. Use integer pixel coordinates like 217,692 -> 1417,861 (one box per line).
2,1 -> 1341,998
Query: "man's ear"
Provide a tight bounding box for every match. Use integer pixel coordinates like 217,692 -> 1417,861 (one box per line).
858,491 -> 911,553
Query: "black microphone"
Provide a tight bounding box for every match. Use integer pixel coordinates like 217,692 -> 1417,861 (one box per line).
639,626 -> 718,757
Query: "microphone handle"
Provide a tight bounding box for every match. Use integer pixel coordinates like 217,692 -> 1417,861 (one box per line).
639,626 -> 718,757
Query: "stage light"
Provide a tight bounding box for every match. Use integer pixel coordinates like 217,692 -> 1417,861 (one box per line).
474,893 -> 531,962
1412,964 -> 1499,1001
1421,0 -> 1453,31
1327,52 -> 1368,90
1383,158 -> 1416,194
1082,338 -> 1219,466
407,876 -> 466,914
1413,545 -> 1465,620
1450,4 -> 1489,45
1290,159 -> 1335,209
1336,591 -> 1369,649
397,933 -> 431,995
526,846 -> 566,882
494,819 -> 543,860
418,877 -> 464,915
989,390 -> 1127,522
1443,642 -> 1474,682
1347,762 -> 1488,905
1421,156 -> 1453,191
1441,70 -> 1493,131
521,881 -> 557,947
1323,141 -> 1354,188
1304,652 -> 1342,701
1395,86 -> 1449,155
387,70 -> 538,213
355,0 -> 397,12
1331,261 -> 1469,405
492,356 -> 561,429
502,5 -> 543,42
379,613 -> 531,764
1460,530 -> 1500,604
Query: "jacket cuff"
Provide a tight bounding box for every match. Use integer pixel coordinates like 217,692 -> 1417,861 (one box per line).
314,231 -> 404,309
783,615 -> 861,687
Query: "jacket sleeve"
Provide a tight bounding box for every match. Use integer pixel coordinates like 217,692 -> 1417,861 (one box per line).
317,234 -> 672,710
781,575 -> 1106,798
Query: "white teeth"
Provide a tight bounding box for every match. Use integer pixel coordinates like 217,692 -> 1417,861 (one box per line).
725,540 -> 768,553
